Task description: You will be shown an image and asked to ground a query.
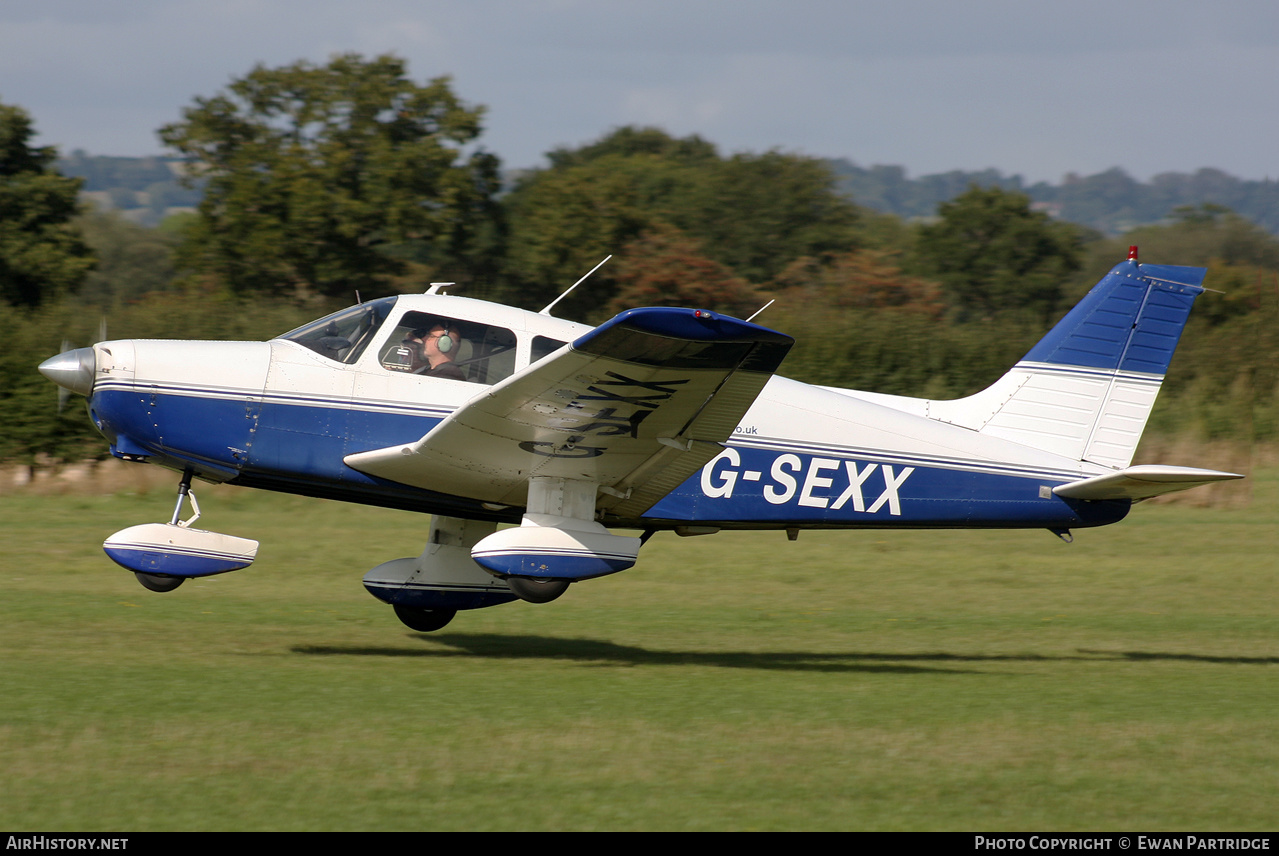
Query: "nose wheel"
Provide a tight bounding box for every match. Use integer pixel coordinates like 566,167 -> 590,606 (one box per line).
111,468 -> 259,592
130,469 -> 199,594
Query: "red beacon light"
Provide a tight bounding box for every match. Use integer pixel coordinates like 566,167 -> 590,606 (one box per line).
1128,245 -> 1139,261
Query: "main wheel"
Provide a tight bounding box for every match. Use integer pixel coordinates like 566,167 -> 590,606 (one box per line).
135,572 -> 184,593
506,576 -> 570,604
392,604 -> 456,632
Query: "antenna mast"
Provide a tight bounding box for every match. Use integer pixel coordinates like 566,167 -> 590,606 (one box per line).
539,256 -> 612,316
746,299 -> 775,323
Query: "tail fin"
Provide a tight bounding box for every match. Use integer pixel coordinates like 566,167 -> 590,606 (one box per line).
928,254 -> 1206,468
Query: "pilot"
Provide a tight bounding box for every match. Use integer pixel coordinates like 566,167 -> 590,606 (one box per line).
407,322 -> 468,381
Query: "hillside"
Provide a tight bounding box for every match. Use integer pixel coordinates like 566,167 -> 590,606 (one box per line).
56,150 -> 201,227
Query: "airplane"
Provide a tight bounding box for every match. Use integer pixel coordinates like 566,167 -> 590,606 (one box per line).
38,246 -> 1242,632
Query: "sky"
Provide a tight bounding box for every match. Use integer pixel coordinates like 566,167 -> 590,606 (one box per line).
2,0 -> 1276,184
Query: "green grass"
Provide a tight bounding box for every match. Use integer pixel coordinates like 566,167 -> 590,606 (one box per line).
1,471 -> 1276,830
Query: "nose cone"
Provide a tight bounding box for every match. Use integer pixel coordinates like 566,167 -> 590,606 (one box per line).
38,347 -> 96,397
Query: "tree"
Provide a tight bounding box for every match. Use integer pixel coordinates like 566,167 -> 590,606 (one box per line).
501,151 -> 686,315
501,127 -> 859,317
74,210 -> 180,307
915,185 -> 1083,323
604,226 -> 763,319
545,125 -> 718,170
0,102 -> 95,308
690,151 -> 861,284
1132,204 -> 1279,271
773,250 -> 944,318
159,54 -> 501,299
1076,204 -> 1279,327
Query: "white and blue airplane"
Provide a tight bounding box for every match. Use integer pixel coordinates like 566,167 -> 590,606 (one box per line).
39,248 -> 1241,631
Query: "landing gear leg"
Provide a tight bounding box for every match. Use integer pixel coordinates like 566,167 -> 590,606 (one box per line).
105,466 -> 259,588
169,467 -> 200,527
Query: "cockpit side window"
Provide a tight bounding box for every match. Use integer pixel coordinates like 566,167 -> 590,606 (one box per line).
532,336 -> 568,364
278,297 -> 396,364
379,311 -> 517,385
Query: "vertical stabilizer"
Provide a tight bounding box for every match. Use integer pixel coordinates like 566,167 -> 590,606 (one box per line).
927,258 -> 1206,468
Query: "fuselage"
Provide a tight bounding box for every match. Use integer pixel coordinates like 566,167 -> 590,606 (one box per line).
81,292 -> 1129,533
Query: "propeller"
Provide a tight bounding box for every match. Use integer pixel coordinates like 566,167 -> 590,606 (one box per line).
42,316 -> 106,414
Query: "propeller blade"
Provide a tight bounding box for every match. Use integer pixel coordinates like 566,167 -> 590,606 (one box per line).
57,340 -> 73,414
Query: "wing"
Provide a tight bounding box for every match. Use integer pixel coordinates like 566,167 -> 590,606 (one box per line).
344,307 -> 793,518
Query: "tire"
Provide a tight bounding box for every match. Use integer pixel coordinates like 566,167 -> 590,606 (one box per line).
135,572 -> 184,593
392,604 -> 457,632
506,576 -> 570,604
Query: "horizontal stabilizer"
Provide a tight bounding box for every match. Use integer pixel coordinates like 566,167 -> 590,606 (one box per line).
1052,465 -> 1243,502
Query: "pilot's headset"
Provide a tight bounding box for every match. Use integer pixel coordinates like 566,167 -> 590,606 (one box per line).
434,323 -> 456,354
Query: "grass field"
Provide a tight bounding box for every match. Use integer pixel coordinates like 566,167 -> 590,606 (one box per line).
1,467 -> 1276,831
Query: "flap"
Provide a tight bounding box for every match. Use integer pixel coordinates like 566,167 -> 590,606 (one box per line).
344,307 -> 793,517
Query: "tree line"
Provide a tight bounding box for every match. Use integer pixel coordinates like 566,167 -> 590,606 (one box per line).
832,161 -> 1279,237
2,53 -> 1274,467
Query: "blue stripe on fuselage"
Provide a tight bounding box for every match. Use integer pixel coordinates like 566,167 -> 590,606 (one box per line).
91,386 -> 1127,530
642,445 -> 1128,529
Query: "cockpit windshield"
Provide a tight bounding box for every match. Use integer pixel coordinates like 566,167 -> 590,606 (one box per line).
277,297 -> 397,364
